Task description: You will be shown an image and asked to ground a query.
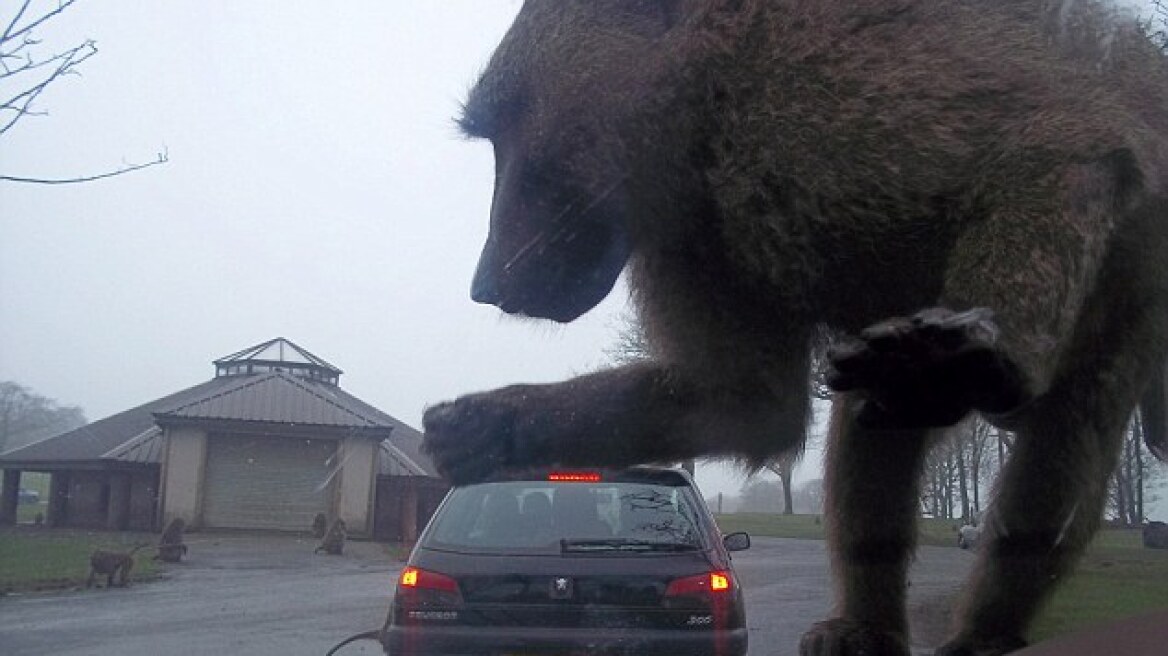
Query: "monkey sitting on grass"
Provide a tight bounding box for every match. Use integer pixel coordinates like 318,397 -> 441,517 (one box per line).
87,543 -> 148,588
315,518 -> 346,555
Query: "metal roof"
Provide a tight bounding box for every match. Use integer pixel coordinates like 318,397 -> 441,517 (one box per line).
1,370 -> 434,476
213,337 -> 342,385
154,371 -> 395,428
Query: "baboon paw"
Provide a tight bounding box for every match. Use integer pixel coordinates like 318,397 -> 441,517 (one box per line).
799,619 -> 909,656
934,635 -> 1028,656
423,393 -> 520,485
828,307 -> 1030,429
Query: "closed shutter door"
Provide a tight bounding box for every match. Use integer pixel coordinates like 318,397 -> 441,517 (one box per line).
203,435 -> 336,531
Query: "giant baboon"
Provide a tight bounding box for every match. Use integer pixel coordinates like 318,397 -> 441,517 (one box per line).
87,544 -> 148,588
421,1 -> 1168,655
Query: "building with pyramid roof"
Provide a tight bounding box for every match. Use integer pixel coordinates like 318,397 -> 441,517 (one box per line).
0,339 -> 445,538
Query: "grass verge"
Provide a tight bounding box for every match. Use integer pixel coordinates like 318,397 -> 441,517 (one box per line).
0,526 -> 160,594
715,513 -> 1168,644
715,512 -> 962,547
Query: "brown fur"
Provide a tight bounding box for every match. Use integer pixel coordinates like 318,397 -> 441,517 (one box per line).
87,544 -> 147,588
314,518 -> 346,555
424,1 -> 1168,655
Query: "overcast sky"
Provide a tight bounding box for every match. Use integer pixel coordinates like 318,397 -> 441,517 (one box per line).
1,1 -> 1162,514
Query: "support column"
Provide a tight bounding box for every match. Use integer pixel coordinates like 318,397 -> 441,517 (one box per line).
402,481 -> 419,544
0,469 -> 20,525
106,472 -> 131,530
47,471 -> 70,527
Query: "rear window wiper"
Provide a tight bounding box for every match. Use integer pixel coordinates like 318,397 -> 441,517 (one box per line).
559,538 -> 699,553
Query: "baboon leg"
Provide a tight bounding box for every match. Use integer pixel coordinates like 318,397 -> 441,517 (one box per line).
940,197 -> 1168,653
800,395 -> 933,656
939,409 -> 1125,653
941,160 -> 1130,408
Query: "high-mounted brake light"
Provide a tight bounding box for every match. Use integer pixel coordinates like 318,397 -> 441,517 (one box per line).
548,471 -> 602,482
665,571 -> 734,597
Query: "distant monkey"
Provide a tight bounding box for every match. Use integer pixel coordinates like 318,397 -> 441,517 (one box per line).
87,544 -> 148,588
422,1 -> 1168,655
155,517 -> 188,563
312,512 -> 328,539
315,518 -> 346,555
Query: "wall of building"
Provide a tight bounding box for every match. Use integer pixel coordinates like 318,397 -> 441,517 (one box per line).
337,437 -> 378,536
160,427 -> 207,528
65,471 -> 112,528
128,470 -> 160,531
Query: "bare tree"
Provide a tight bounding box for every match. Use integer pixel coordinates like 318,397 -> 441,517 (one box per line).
1109,411 -> 1165,525
1,0 -> 166,184
764,451 -> 800,515
1144,0 -> 1168,51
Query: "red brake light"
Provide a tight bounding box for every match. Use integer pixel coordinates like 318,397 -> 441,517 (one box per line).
548,471 -> 602,482
398,566 -> 459,594
665,571 -> 734,597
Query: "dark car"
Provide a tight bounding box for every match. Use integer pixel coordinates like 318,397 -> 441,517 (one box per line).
382,466 -> 750,656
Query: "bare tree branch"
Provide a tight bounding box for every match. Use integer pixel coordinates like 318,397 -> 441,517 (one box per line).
0,148 -> 167,184
0,0 -> 166,184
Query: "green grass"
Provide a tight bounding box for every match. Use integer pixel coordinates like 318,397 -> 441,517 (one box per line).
715,513 -> 1168,643
0,526 -> 160,593
1028,529 -> 1168,642
715,512 -> 963,547
16,501 -> 48,524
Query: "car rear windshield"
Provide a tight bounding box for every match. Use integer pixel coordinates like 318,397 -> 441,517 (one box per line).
423,479 -> 709,554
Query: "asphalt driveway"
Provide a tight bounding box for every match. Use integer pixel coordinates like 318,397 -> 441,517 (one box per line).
0,533 -> 972,656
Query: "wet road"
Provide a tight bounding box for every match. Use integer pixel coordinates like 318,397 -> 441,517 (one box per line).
0,534 -> 973,655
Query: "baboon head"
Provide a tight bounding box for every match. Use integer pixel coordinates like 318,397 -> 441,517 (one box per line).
460,0 -> 687,322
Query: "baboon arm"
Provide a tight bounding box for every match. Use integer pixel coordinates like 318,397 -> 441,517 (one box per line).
423,361 -> 807,484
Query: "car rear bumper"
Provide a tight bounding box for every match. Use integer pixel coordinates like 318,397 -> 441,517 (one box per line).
383,624 -> 748,656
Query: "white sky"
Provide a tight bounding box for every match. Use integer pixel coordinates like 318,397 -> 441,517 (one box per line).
0,1 -> 1161,515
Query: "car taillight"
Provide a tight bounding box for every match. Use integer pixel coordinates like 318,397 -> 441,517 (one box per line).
664,571 -> 735,598
396,567 -> 463,607
548,471 -> 602,482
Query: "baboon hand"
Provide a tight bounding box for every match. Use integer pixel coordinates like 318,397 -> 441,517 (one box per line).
827,307 -> 1030,430
799,618 -> 909,656
423,390 -> 525,485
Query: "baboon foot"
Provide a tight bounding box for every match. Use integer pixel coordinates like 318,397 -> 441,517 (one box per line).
799,619 -> 909,656
828,307 -> 1030,430
934,635 -> 1028,656
423,393 -> 522,484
